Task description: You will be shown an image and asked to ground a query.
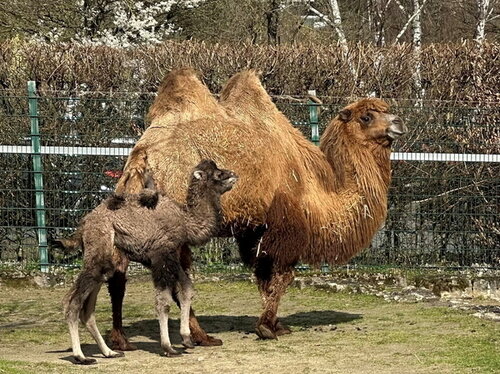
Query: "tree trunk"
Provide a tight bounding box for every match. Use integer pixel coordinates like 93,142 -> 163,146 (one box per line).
412,0 -> 424,105
474,0 -> 491,43
328,0 -> 348,51
266,0 -> 280,45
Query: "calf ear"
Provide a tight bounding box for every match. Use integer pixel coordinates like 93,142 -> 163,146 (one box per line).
193,170 -> 205,180
139,189 -> 159,209
107,194 -> 126,211
339,109 -> 352,122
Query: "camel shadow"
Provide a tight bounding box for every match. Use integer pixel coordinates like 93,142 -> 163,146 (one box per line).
122,310 -> 361,354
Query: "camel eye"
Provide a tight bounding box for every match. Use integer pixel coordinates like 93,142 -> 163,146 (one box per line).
360,115 -> 371,123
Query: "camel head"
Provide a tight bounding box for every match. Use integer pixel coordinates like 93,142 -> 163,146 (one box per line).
191,160 -> 239,194
337,98 -> 407,147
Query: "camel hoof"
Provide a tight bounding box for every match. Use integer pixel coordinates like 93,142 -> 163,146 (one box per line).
109,329 -> 137,351
193,334 -> 223,346
255,323 -> 278,340
275,322 -> 292,336
74,357 -> 97,365
111,341 -> 136,351
104,351 -> 125,359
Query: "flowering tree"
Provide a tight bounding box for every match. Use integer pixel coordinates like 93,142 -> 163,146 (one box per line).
18,0 -> 202,47
75,0 -> 203,47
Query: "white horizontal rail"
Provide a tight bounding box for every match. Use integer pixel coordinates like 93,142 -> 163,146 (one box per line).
0,145 -> 131,156
391,152 -> 499,163
0,145 -> 499,163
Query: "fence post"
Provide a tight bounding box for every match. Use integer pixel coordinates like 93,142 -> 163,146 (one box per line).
28,81 -> 48,272
308,89 -> 320,145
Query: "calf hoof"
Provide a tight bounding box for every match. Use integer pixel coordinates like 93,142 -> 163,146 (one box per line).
275,321 -> 292,336
74,357 -> 97,365
182,337 -> 195,349
104,351 -> 125,359
255,323 -> 278,340
164,348 -> 182,357
192,333 -> 223,346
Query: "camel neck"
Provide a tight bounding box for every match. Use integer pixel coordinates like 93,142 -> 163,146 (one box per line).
320,124 -> 392,197
312,124 -> 393,264
184,186 -> 221,245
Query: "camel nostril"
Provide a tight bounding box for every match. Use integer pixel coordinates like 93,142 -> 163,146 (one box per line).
391,116 -> 407,134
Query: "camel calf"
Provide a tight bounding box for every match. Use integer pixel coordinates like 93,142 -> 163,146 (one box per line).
63,160 -> 237,364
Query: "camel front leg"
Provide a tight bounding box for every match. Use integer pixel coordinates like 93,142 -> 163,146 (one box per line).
255,262 -> 295,340
107,259 -> 136,351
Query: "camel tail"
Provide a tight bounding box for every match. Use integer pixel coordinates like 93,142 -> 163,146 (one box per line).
115,146 -> 149,195
51,227 -> 83,254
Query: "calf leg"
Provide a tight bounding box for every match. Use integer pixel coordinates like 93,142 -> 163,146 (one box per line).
81,285 -> 123,359
155,286 -> 180,356
176,269 -> 195,349
64,271 -> 102,365
151,254 -> 183,356
178,245 -> 222,346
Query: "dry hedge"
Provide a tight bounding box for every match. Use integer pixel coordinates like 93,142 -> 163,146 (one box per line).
0,39 -> 498,103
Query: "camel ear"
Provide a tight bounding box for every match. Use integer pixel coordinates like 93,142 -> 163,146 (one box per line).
193,170 -> 205,180
339,109 -> 352,122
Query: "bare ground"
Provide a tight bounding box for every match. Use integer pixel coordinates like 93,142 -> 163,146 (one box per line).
0,276 -> 498,374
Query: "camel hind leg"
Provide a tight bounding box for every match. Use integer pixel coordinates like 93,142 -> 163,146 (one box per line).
255,266 -> 295,339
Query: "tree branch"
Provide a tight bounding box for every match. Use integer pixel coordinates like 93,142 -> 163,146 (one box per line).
394,0 -> 428,44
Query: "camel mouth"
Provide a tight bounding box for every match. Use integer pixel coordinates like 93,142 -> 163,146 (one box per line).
387,129 -> 405,140
226,176 -> 239,186
387,116 -> 407,140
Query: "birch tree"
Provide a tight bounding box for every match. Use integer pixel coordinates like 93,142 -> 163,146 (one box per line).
411,0 -> 425,104
307,0 -> 356,76
474,0 -> 498,43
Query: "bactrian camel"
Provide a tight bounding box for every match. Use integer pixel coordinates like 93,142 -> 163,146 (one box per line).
101,68 -> 407,347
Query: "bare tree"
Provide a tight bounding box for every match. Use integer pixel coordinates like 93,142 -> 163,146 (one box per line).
367,0 -> 392,47
267,0 -> 281,44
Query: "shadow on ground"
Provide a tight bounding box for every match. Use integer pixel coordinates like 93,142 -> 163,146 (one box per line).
118,310 -> 361,354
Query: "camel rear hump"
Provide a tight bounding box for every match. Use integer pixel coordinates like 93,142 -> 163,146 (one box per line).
219,70 -> 276,120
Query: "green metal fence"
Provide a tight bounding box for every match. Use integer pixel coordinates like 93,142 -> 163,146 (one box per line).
0,83 -> 498,270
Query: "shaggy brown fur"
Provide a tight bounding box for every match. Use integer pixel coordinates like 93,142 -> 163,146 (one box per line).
108,68 -> 407,344
63,160 -> 237,364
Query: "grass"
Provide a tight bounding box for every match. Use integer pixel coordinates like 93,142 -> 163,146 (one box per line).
0,276 -> 498,374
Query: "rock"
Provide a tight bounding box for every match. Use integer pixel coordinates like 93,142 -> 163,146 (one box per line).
33,274 -> 50,288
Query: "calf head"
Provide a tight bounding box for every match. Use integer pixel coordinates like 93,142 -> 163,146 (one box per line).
191,160 -> 238,194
